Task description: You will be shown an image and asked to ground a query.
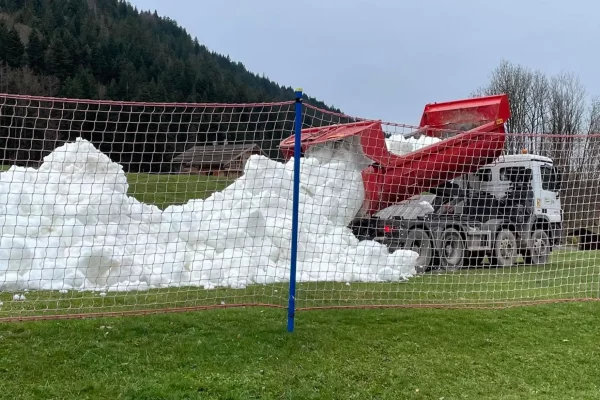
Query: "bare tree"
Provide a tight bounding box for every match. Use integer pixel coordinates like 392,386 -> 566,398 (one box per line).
588,97 -> 600,134
526,70 -> 550,152
471,59 -> 549,153
474,60 -> 600,232
0,64 -> 60,96
571,96 -> 600,176
561,97 -> 600,231
543,72 -> 586,175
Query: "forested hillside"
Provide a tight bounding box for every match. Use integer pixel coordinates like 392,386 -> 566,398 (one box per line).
0,0 -> 336,108
0,0 -> 343,171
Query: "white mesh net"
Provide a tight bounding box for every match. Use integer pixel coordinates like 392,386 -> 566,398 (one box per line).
0,93 -> 598,321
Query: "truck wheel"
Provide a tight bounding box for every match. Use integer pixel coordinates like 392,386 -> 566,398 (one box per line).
491,229 -> 517,267
404,228 -> 432,273
525,230 -> 551,265
439,228 -> 464,269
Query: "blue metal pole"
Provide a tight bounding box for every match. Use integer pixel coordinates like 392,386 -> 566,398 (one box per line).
287,88 -> 303,333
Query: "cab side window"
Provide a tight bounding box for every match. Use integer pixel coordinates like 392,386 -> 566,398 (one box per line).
540,164 -> 558,191
475,169 -> 491,182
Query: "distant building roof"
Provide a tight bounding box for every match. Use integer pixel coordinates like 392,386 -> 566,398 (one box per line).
171,143 -> 266,166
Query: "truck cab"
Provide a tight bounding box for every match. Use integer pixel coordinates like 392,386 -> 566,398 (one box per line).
457,153 -> 563,247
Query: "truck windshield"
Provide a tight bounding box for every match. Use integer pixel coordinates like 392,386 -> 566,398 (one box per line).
540,164 -> 559,191
500,167 -> 532,184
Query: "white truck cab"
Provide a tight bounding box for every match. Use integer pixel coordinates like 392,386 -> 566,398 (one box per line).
463,153 -> 562,225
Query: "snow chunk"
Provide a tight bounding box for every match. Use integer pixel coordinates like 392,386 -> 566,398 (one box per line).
385,134 -> 441,156
0,137 -> 419,292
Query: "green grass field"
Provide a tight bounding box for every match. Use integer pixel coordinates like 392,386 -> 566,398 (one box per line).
2,304 -> 600,399
127,172 -> 233,208
2,171 -> 600,399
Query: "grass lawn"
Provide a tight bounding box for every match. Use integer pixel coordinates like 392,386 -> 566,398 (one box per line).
127,172 -> 233,209
2,171 -> 600,399
1,303 -> 600,399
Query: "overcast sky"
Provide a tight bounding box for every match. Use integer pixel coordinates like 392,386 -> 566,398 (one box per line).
129,0 -> 599,124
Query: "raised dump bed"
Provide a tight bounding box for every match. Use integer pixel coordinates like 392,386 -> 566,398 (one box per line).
280,94 -> 511,216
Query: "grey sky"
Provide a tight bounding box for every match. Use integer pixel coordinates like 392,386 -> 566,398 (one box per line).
129,0 -> 599,124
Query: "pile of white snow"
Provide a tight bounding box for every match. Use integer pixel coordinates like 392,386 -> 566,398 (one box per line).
385,133 -> 441,156
0,137 -> 419,292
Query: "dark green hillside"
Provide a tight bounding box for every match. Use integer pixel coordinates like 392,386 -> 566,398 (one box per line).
0,0 -> 337,109
0,0 -> 347,172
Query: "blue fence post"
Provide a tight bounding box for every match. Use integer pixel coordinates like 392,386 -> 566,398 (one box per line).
287,88 -> 303,333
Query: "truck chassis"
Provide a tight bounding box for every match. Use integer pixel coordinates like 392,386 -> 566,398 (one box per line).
351,189 -> 562,272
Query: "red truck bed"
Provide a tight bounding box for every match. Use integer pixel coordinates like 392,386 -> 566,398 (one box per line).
279,94 -> 510,216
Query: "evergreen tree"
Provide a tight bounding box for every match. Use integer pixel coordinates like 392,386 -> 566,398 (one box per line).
4,27 -> 25,68
90,44 -> 110,82
44,33 -> 72,80
62,74 -> 84,98
139,79 -> 163,102
26,31 -> 46,73
0,23 -> 8,62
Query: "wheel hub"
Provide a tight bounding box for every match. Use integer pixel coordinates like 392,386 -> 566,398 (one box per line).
499,238 -> 514,258
444,238 -> 459,258
532,237 -> 546,255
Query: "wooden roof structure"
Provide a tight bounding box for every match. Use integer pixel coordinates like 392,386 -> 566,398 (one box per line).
171,143 -> 267,168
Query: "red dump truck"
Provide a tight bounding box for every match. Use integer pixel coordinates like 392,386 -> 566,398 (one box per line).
280,94 -> 563,271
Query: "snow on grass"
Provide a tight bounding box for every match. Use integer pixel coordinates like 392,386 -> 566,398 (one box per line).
0,138 -> 419,293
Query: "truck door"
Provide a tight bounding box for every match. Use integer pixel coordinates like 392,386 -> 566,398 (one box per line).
476,167 -> 509,199
538,163 -> 562,223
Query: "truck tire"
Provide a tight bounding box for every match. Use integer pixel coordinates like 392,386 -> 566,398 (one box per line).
491,229 -> 517,267
404,228 -> 432,273
525,229 -> 551,265
439,228 -> 464,270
